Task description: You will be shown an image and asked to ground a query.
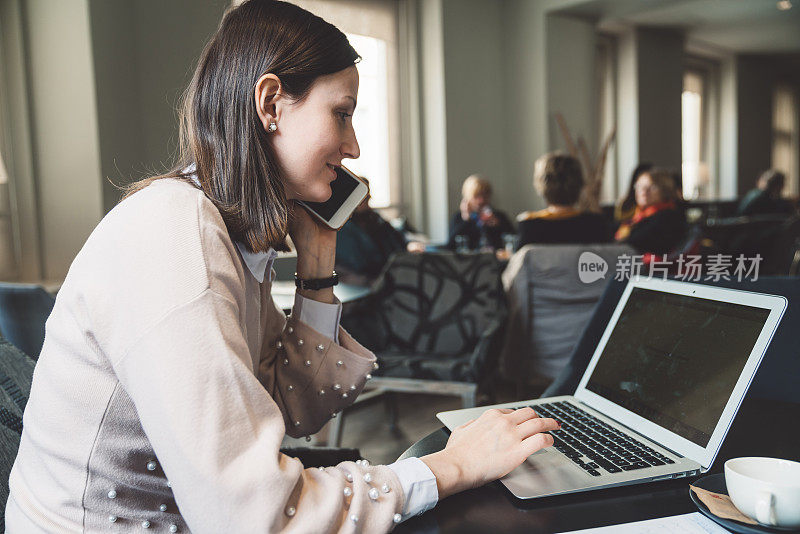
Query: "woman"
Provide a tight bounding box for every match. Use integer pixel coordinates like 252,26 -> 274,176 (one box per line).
614,162 -> 653,224
6,2 -> 557,532
517,153 -> 611,247
615,168 -> 686,256
447,174 -> 514,251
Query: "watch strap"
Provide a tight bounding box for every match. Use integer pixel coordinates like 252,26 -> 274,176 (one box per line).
294,271 -> 339,290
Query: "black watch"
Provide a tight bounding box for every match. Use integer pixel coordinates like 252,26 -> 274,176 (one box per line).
294,271 -> 339,290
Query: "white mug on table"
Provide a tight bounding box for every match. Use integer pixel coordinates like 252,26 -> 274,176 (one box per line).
724,457 -> 800,528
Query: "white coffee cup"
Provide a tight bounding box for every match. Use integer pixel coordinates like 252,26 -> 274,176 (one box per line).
724,457 -> 800,528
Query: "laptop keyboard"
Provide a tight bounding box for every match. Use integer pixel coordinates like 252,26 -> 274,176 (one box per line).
531,401 -> 675,477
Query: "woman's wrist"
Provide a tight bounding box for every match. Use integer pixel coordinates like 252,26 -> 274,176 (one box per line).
420,450 -> 466,500
294,241 -> 336,304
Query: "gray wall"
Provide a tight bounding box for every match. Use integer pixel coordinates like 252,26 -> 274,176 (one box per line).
546,15 -> 598,157
636,27 -> 683,170
435,0 -> 599,228
441,0 -> 507,221
735,55 -> 774,197
500,0 -> 552,221
9,0 -> 227,281
615,27 -> 684,190
89,0 -> 228,212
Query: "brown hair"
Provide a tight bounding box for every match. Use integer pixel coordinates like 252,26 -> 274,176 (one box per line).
638,168 -> 680,203
533,152 -> 584,206
124,0 -> 360,252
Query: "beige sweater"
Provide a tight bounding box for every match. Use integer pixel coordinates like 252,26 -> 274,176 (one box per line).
6,180 -> 405,533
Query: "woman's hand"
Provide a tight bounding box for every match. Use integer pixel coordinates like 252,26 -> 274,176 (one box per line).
460,198 -> 471,221
421,407 -> 559,499
288,203 -> 337,304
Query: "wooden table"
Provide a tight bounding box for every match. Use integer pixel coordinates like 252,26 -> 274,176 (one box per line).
394,397 -> 800,533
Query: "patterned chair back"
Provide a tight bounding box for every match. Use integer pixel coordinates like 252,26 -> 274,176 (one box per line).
368,251 -> 506,356
0,337 -> 36,529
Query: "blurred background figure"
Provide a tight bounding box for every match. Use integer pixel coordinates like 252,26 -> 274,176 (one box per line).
447,174 -> 514,251
335,178 -> 421,285
615,168 -> 687,255
737,169 -> 795,217
615,162 -> 653,224
517,153 -> 611,248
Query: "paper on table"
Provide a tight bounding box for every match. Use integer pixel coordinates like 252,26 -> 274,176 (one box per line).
690,484 -> 757,524
557,512 -> 730,533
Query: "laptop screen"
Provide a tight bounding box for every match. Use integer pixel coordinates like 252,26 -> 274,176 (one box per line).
585,287 -> 771,447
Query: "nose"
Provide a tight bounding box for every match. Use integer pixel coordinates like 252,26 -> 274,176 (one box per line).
341,127 -> 360,160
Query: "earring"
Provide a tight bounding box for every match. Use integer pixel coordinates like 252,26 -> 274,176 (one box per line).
267,121 -> 277,133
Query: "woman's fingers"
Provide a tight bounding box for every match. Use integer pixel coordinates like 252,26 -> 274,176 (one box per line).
506,406 -> 538,424
519,431 -> 555,455
516,417 -> 559,439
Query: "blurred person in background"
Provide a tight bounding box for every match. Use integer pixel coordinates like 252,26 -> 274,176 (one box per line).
615,162 -> 653,224
737,169 -> 795,217
615,168 -> 686,256
335,177 -> 423,285
447,174 -> 514,251
517,152 -> 611,248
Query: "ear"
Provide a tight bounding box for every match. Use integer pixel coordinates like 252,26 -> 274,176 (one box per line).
254,73 -> 282,131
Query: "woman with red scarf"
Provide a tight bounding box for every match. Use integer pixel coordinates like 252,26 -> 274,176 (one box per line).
615,168 -> 686,257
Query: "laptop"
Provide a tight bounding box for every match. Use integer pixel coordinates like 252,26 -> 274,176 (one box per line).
437,277 -> 786,499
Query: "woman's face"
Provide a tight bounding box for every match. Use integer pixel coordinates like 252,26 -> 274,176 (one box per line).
269,66 -> 360,202
634,173 -> 663,208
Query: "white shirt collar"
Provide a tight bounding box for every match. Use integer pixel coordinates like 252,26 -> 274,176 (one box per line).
187,167 -> 276,283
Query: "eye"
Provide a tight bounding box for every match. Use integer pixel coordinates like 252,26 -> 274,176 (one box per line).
336,111 -> 353,122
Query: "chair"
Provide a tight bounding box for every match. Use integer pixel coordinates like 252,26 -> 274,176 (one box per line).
694,215 -> 799,275
499,243 -> 635,394
0,337 -> 36,530
332,251 -> 506,445
0,283 -> 56,360
542,276 -> 800,405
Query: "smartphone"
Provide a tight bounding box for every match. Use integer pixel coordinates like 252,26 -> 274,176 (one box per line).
297,165 -> 369,230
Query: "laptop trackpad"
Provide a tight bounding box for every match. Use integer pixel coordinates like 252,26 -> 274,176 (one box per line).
501,449 -> 588,498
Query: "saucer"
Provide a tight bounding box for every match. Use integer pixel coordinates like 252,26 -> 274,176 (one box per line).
690,473 -> 800,533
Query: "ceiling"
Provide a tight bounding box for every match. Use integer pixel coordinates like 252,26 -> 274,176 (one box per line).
553,0 -> 800,54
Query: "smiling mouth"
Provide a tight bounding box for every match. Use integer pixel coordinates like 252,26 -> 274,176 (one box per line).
327,164 -> 338,180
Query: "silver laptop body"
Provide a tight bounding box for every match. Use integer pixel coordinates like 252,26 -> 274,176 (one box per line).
437,277 -> 786,499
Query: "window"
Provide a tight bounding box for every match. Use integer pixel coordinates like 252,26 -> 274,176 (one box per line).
682,70 -> 705,200
681,59 -> 721,201
596,35 -> 617,204
344,33 -> 391,207
772,85 -> 798,197
290,0 -> 401,210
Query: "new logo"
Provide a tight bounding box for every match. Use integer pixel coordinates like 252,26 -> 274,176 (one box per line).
578,252 -> 608,284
